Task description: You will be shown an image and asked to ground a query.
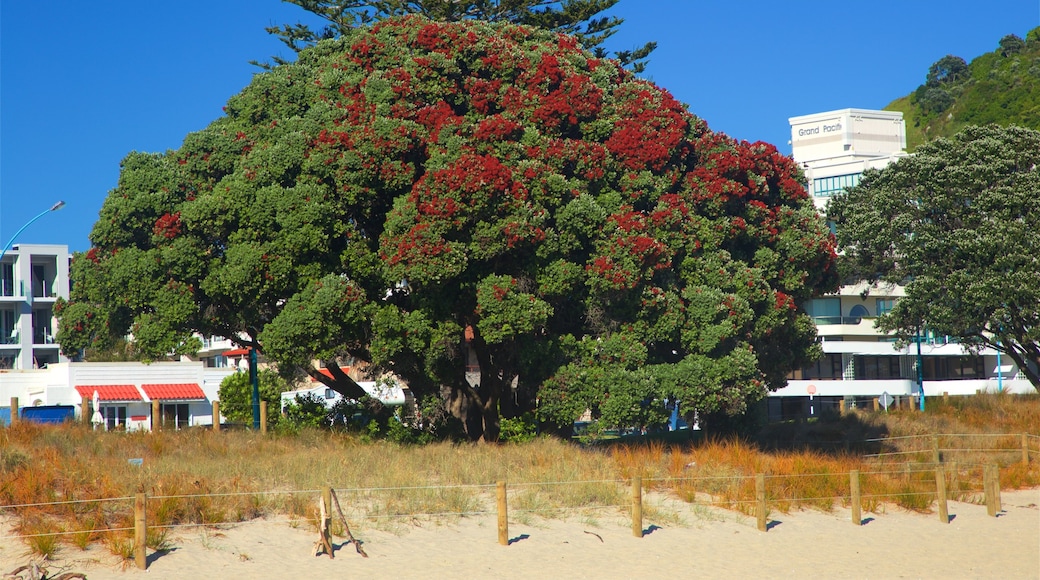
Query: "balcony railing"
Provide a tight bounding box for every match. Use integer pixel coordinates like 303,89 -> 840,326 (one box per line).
1,280 -> 26,298
812,316 -> 874,326
1,332 -> 18,345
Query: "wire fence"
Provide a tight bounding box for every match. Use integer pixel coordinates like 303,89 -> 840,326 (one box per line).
0,432 -> 1034,568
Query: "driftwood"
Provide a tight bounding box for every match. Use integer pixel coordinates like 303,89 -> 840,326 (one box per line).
312,495 -> 335,559
5,562 -> 86,580
330,488 -> 368,558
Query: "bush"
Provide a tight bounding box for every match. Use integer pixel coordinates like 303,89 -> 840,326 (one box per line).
218,369 -> 288,428
500,413 -> 538,443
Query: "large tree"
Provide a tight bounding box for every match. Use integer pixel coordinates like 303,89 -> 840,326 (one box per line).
264,0 -> 656,72
58,16 -> 837,441
828,124 -> 1040,391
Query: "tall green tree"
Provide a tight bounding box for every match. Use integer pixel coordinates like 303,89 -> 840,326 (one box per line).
264,0 -> 656,72
58,16 -> 836,441
828,124 -> 1040,391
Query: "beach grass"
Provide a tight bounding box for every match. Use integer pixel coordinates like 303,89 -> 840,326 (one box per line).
1,392 -> 1038,560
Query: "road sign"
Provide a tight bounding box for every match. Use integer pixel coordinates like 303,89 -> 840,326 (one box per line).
879,391 -> 894,410
807,384 -> 817,395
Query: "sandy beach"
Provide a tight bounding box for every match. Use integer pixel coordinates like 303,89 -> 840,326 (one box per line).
2,489 -> 1037,579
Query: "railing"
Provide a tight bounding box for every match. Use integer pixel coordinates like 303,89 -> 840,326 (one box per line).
0,280 -> 26,298
812,315 -> 871,325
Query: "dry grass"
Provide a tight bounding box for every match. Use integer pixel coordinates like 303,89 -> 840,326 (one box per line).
1,392 -> 1037,554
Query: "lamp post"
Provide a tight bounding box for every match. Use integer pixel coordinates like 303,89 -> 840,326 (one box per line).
0,201 -> 66,261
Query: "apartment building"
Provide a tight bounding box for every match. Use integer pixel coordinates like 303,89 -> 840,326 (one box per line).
0,244 -> 70,370
771,109 -> 1033,420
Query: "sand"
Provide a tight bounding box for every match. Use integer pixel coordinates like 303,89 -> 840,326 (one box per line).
2,489 -> 1037,579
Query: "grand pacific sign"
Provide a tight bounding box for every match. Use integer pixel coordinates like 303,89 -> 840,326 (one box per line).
794,119 -> 844,140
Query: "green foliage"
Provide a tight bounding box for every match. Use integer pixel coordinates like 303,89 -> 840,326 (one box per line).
217,369 -> 288,427
828,124 -> 1040,392
280,392 -> 333,431
264,0 -> 656,73
64,16 -> 836,442
499,412 -> 538,443
888,26 -> 1040,150
926,55 -> 969,86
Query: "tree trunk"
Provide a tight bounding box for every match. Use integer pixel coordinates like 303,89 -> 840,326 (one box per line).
308,363 -> 369,400
997,345 -> 1040,392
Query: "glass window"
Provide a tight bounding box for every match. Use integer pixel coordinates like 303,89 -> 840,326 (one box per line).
854,356 -> 906,380
1,263 -> 13,297
805,298 -> 841,325
103,406 -> 128,430
811,173 -> 862,197
161,403 -> 190,429
876,299 -> 895,316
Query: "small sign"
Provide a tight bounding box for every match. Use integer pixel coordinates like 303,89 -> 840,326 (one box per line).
879,391 -> 894,410
807,384 -> 817,396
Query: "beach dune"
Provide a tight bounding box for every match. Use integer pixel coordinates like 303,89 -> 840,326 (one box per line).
2,489 -> 1037,579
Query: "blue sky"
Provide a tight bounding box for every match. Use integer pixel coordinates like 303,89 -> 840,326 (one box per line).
2,1 -> 1037,253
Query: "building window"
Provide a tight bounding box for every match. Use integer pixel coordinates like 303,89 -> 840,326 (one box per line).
876,299 -> 895,316
790,354 -> 843,380
805,298 -> 841,325
103,406 -> 128,430
848,304 -> 869,323
811,173 -> 862,197
1,263 -> 13,297
161,403 -> 190,429
32,309 -> 53,344
1,309 -> 15,344
854,356 -> 905,380
922,356 -> 984,380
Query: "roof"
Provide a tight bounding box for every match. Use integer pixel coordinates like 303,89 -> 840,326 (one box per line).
141,383 -> 207,400
223,348 -> 251,357
75,385 -> 142,401
309,367 -> 351,382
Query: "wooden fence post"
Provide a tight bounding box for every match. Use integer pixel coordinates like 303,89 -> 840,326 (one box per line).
81,395 -> 91,425
152,400 -> 161,432
984,465 -> 997,517
631,476 -> 643,538
134,493 -> 147,570
935,466 -> 949,524
1022,433 -> 1030,466
9,397 -> 18,425
931,435 -> 941,464
212,401 -> 220,432
755,473 -> 767,532
991,463 -> 1001,514
497,481 -> 508,546
850,469 -> 861,526
260,400 -> 268,434
873,398 -> 880,412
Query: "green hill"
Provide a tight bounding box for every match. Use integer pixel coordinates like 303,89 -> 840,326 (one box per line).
886,27 -> 1040,151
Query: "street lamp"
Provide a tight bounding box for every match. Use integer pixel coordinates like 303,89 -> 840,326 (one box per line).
0,201 -> 66,261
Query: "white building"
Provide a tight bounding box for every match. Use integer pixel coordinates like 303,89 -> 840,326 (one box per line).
789,108 -> 908,212
773,109 -> 1033,419
0,361 -> 234,429
0,244 -> 70,370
